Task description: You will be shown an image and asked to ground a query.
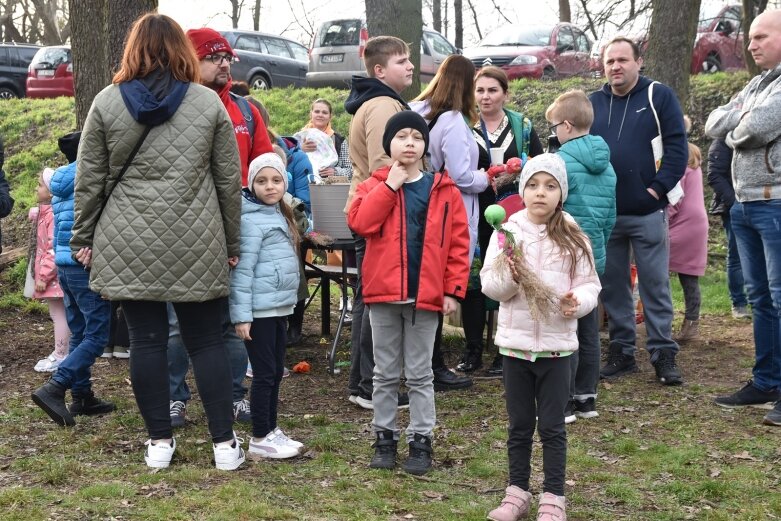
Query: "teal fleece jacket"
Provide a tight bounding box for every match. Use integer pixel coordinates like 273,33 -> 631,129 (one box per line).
558,134 -> 617,274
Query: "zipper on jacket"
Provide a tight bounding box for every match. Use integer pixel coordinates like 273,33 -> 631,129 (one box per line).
440,202 -> 449,247
534,237 -> 543,350
399,188 -> 406,301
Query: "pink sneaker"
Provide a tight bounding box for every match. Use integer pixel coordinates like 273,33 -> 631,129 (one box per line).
487,485 -> 532,521
536,492 -> 566,521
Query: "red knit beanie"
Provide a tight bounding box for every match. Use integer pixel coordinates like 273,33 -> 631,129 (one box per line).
186,28 -> 237,59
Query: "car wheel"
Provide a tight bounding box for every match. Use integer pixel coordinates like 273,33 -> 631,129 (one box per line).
703,54 -> 721,74
0,87 -> 19,100
250,75 -> 270,90
541,68 -> 555,81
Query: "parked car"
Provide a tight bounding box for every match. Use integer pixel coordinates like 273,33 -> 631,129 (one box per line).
463,23 -> 593,80
306,18 -> 458,88
26,45 -> 73,98
220,30 -> 309,89
0,42 -> 40,98
692,3 -> 745,73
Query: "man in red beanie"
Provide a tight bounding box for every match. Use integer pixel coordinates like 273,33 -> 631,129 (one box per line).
165,28 -> 274,429
187,27 -> 272,186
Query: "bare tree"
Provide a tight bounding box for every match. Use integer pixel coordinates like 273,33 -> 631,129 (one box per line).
464,0 -> 482,42
252,0 -> 261,31
644,0 -> 701,106
432,0 -> 441,32
283,0 -> 318,43
574,0 -> 652,41
228,0 -> 245,29
453,0 -> 462,49
0,0 -> 68,44
559,0 -> 571,23
365,0 -> 423,98
71,1 -> 158,128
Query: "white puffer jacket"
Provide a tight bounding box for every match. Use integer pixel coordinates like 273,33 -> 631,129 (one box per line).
479,209 -> 601,355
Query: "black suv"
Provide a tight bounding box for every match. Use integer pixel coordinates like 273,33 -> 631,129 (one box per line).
0,43 -> 41,98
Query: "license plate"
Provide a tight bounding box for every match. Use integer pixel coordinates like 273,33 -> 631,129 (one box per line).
321,54 -> 343,63
37,69 -> 55,76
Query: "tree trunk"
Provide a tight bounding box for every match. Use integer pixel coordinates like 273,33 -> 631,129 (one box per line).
107,0 -> 157,76
644,0 -> 701,108
559,0 -> 571,23
29,0 -> 62,44
432,0 -> 441,32
71,0 -> 157,129
253,0 -> 261,31
365,0 -> 423,99
230,0 -> 241,29
71,0 -> 109,129
453,0 -> 462,50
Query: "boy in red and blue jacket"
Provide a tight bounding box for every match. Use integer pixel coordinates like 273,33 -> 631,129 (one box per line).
348,110 -> 470,476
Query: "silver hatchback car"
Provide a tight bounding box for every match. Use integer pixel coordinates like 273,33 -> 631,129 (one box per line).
307,19 -> 458,88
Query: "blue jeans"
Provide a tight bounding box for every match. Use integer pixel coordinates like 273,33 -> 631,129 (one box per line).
730,201 -> 781,392
53,265 -> 111,395
601,211 -> 678,359
722,213 -> 748,307
168,299 -> 247,403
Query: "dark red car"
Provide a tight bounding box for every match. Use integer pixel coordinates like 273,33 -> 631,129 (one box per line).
692,4 -> 745,73
463,23 -> 594,80
26,45 -> 73,98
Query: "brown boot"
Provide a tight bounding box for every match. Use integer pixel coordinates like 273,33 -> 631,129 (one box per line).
674,319 -> 699,343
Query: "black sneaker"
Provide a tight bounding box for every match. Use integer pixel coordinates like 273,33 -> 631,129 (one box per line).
402,433 -> 432,475
484,355 -> 503,378
31,380 -> 75,427
600,346 -> 638,380
433,367 -> 473,392
286,325 -> 302,346
652,350 -> 683,386
456,352 -> 482,373
233,399 -> 251,422
573,397 -> 599,419
169,400 -> 187,428
369,430 -> 397,469
715,380 -> 781,409
397,392 -> 410,410
69,391 -> 116,416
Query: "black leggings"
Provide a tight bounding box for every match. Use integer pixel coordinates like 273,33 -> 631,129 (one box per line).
122,298 -> 234,443
245,316 -> 287,438
503,355 -> 570,496
677,273 -> 701,321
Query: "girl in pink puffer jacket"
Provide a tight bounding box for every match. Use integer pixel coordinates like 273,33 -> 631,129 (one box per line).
480,154 -> 600,521
29,168 -> 70,373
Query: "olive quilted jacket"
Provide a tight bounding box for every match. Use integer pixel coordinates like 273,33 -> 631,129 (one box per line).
71,83 -> 242,302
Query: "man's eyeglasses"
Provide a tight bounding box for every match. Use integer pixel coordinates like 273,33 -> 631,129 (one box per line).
205,54 -> 235,65
548,121 -> 567,135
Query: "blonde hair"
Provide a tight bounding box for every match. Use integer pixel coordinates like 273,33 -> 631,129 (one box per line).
113,13 -> 200,84
364,36 -> 409,77
545,90 -> 593,131
414,55 -> 478,125
687,142 -> 701,169
272,144 -> 287,165
279,199 -> 301,247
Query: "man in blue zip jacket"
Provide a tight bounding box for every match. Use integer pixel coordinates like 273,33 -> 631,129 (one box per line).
589,37 -> 687,386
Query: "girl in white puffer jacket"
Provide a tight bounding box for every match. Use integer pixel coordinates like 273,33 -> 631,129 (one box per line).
480,154 -> 600,521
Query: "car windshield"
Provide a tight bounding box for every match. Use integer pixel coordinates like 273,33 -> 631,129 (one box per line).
31,47 -> 70,67
317,20 -> 362,47
479,26 -> 552,47
698,5 -> 725,31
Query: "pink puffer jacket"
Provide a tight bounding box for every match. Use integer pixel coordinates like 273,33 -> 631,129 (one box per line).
30,204 -> 63,299
479,209 -> 601,354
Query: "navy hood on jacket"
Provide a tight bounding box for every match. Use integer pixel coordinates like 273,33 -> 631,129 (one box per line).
119,69 -> 189,126
344,76 -> 409,115
589,76 -> 687,216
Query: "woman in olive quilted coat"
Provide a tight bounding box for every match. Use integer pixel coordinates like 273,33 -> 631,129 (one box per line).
69,14 -> 244,470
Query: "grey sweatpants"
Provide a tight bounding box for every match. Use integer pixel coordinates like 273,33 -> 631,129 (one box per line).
369,303 -> 437,443
601,211 -> 679,360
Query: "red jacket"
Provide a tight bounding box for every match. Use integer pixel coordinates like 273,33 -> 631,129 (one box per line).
348,166 -> 470,312
217,83 -> 273,186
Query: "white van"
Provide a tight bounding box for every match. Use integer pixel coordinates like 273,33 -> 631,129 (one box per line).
306,19 -> 458,88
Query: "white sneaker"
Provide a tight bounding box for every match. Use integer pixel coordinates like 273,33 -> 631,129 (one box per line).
213,433 -> 245,471
144,438 -> 176,468
248,431 -> 300,459
273,427 -> 304,450
34,353 -> 63,373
